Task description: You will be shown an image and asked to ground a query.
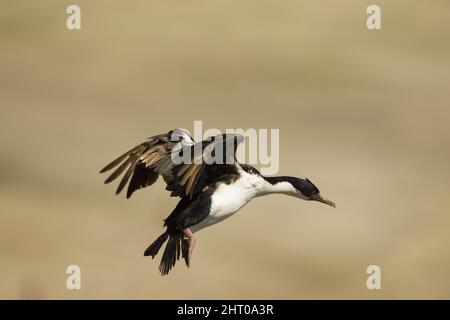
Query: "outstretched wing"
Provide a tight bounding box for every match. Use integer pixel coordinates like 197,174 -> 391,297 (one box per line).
100,130 -> 244,199
99,129 -> 195,198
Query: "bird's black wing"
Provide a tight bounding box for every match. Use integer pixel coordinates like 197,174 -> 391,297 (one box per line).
99,129 -> 195,198
162,133 -> 244,199
100,130 -> 244,199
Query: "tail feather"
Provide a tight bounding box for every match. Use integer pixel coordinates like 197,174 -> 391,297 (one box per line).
145,232 -> 186,276
144,232 -> 168,258
159,234 -> 181,275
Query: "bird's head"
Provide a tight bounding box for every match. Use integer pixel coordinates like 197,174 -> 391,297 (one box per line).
277,177 -> 335,207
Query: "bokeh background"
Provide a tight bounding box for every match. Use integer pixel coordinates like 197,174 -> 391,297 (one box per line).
1,0 -> 450,299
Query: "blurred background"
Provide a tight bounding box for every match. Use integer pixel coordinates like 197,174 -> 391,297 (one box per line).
1,0 -> 450,299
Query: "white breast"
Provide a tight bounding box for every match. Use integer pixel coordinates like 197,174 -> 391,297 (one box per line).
190,169 -> 263,233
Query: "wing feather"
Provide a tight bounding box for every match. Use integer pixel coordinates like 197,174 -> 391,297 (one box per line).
103,158 -> 132,184
116,157 -> 139,195
99,148 -> 133,174
100,130 -> 244,199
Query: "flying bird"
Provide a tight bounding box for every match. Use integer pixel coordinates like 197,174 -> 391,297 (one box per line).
100,129 -> 335,275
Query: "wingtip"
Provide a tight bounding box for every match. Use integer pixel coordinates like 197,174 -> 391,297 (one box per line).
104,176 -> 115,185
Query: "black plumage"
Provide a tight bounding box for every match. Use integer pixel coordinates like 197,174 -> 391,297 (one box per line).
100,129 -> 243,275
100,128 -> 335,275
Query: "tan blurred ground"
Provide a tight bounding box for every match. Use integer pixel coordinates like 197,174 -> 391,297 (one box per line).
1,0 -> 450,299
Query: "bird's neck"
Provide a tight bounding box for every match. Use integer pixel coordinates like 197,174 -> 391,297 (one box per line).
256,176 -> 297,196
236,165 -> 299,198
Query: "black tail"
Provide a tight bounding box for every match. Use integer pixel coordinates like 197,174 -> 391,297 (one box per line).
144,232 -> 169,258
144,231 -> 189,276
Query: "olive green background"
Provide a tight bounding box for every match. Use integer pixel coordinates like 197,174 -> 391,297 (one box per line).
1,1 -> 450,299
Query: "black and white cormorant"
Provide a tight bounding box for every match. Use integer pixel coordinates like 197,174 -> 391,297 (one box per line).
100,129 -> 335,275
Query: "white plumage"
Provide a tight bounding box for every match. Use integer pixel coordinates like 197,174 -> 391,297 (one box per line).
191,164 -> 301,232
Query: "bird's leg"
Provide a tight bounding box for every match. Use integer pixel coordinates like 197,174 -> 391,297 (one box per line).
183,227 -> 196,265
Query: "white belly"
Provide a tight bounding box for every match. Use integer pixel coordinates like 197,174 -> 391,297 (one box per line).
191,175 -> 258,233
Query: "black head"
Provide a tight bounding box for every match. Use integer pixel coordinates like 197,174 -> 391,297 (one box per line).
263,176 -> 335,207
287,177 -> 335,207
291,178 -> 320,198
